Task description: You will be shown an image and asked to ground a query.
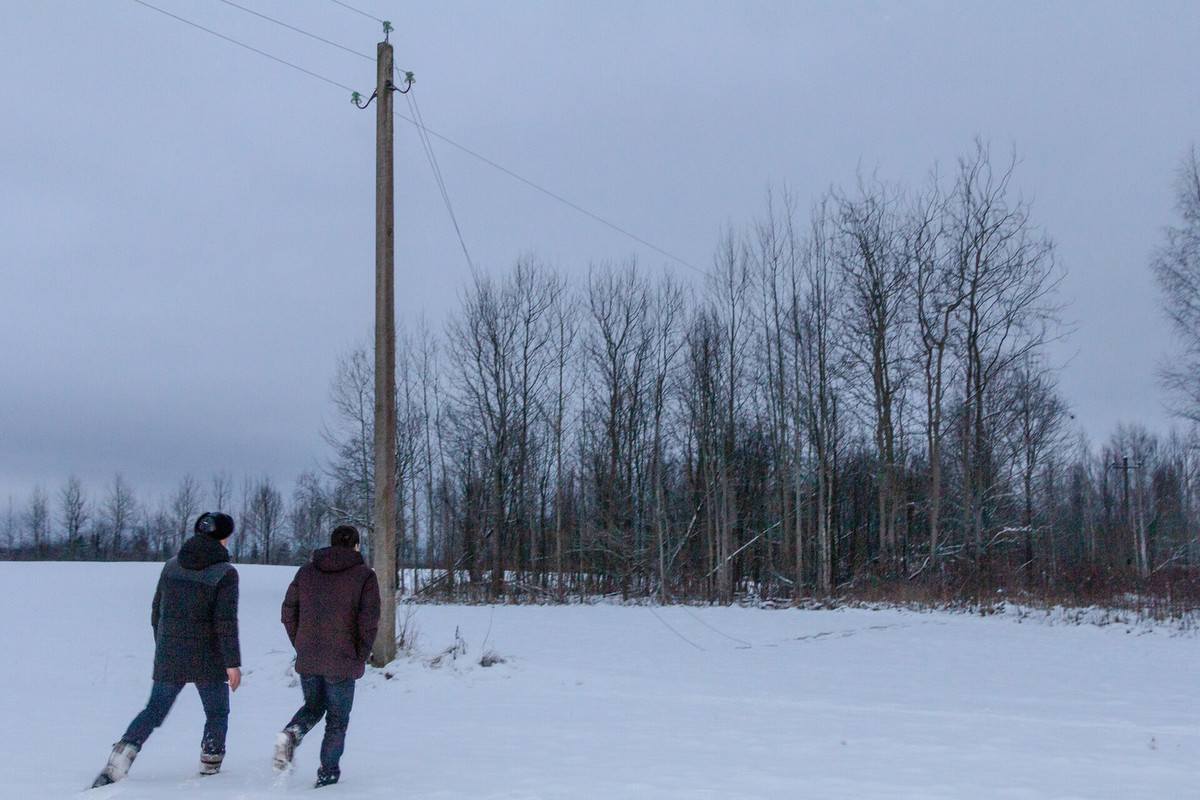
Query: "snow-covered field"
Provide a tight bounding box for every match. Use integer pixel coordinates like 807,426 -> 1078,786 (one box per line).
2,561 -> 1198,799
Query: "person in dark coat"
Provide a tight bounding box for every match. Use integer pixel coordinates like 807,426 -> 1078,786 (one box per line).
91,512 -> 242,788
273,524 -> 381,788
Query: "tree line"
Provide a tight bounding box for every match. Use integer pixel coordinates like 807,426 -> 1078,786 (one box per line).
7,141 -> 1200,608
1,470 -> 314,566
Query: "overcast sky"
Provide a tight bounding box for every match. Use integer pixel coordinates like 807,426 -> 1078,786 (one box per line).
3,0 -> 1199,508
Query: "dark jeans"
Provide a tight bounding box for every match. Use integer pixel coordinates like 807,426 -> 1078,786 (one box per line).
122,680 -> 230,755
285,675 -> 356,780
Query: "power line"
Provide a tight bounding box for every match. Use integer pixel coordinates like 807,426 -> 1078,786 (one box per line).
137,0 -> 476,273
412,122 -> 701,274
216,0 -> 373,63
648,607 -> 706,651
129,0 -> 701,275
327,0 -> 383,25
219,0 -> 479,275
405,90 -> 477,275
130,0 -> 354,94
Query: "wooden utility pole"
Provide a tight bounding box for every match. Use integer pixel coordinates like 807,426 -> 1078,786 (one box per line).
1109,455 -> 1147,578
371,37 -> 398,668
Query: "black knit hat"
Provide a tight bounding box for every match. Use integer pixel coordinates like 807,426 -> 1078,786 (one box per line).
195,512 -> 235,540
330,524 -> 359,549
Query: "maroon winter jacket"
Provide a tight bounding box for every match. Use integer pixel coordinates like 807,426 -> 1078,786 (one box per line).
281,546 -> 381,679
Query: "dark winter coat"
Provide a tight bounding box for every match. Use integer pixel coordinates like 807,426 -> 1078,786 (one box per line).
151,534 -> 241,683
281,546 -> 381,680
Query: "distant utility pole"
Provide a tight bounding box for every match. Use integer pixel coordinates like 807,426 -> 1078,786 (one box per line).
1109,455 -> 1147,577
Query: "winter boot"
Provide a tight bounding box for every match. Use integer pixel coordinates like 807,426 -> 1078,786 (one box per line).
91,741 -> 139,788
272,727 -> 298,775
314,769 -> 339,788
198,751 -> 224,776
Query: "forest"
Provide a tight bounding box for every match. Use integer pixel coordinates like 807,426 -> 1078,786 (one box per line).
7,142 -> 1200,612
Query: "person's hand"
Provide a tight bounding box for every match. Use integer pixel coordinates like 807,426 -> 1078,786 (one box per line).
227,667 -> 242,692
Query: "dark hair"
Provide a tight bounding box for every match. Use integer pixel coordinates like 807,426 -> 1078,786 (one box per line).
330,525 -> 359,549
195,512 -> 235,540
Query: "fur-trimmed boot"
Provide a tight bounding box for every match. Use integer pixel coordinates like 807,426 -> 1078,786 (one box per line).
91,741 -> 139,788
272,727 -> 299,775
198,751 -> 224,776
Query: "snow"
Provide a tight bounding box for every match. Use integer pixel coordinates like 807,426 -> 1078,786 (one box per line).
2,561 -> 1198,799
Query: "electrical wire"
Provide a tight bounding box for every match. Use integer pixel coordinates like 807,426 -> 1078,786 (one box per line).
648,607 -> 706,651
404,89 -> 477,275
134,0 -> 478,270
130,0 -> 355,94
216,0 -> 374,63
411,122 -> 701,274
682,608 -> 752,647
327,0 -> 384,24
130,0 -> 700,275
214,0 -> 480,272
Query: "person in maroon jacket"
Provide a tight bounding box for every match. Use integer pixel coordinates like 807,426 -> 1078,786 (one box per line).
274,524 -> 381,788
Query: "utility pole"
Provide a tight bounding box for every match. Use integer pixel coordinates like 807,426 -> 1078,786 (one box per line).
371,33 -> 397,668
351,22 -> 413,668
1109,455 -> 1146,577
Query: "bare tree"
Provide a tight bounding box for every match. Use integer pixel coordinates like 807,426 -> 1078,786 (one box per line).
103,473 -> 138,558
549,278 -> 581,596
585,259 -> 655,595
247,476 -> 285,563
949,140 -> 1062,553
835,176 -> 911,570
1152,145 -> 1200,423
510,258 -> 562,591
910,173 -> 964,567
708,230 -> 754,601
291,469 -> 329,558
2,496 -> 17,551
417,322 -> 442,583
1061,432 -> 1101,567
211,471 -> 232,513
26,485 -> 50,556
682,306 -> 724,599
170,474 -> 202,548
648,272 -> 687,602
423,324 -> 459,594
323,341 -> 377,543
798,200 -> 847,594
59,475 -> 90,560
1150,432 -> 1198,569
137,499 -> 173,561
446,268 -> 520,598
396,323 -> 420,590
751,187 -> 803,600
1003,356 -> 1072,576
237,476 -> 255,562
290,470 -> 328,556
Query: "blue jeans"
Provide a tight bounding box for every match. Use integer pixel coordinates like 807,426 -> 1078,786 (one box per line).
285,675 -> 356,780
122,680 -> 230,755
